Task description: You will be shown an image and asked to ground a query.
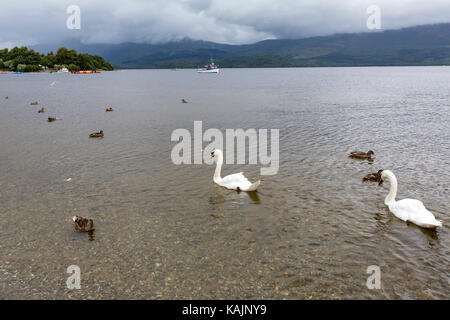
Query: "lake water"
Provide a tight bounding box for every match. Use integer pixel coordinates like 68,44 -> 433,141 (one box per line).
0,67 -> 448,299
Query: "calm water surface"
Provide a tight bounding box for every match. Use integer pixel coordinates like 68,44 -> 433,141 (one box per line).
0,67 -> 448,299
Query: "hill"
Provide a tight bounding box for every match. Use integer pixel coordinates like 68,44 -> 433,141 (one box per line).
32,23 -> 450,68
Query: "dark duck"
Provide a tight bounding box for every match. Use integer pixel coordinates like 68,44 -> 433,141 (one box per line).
349,150 -> 374,160
72,216 -> 95,232
363,169 -> 384,185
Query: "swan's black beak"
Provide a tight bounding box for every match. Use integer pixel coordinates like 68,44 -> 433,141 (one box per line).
378,179 -> 384,186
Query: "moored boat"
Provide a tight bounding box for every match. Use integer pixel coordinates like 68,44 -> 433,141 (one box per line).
197,59 -> 219,73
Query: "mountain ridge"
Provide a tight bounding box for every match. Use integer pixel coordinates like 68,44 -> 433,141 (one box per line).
32,23 -> 450,68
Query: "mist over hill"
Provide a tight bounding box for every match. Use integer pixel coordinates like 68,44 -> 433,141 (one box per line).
32,23 -> 450,68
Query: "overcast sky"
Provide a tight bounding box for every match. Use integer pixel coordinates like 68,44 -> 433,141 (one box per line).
1,0 -> 450,48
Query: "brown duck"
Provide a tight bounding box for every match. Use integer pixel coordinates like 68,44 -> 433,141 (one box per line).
47,117 -> 56,122
105,107 -> 114,112
5,96 -> 8,99
181,99 -> 188,103
89,130 -> 104,138
349,150 -> 374,160
30,101 -> 39,105
72,216 -> 95,232
363,169 -> 384,185
38,108 -> 45,113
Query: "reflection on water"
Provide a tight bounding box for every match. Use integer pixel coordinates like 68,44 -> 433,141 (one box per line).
88,230 -> 95,242
0,67 -> 448,299
244,191 -> 261,204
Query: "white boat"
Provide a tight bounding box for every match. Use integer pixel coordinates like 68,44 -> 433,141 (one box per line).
57,67 -> 69,73
197,60 -> 219,73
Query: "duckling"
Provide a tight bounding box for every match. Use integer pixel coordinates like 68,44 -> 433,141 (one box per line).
105,107 -> 114,112
349,150 -> 374,160
30,101 -> 39,105
181,99 -> 188,103
89,130 -> 104,138
38,108 -> 45,113
363,169 -> 383,184
5,96 -> 8,99
47,117 -> 56,122
72,216 -> 95,232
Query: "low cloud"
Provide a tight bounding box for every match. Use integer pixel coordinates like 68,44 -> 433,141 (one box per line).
1,0 -> 450,47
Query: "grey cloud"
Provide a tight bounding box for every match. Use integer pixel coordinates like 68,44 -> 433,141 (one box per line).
1,0 -> 450,47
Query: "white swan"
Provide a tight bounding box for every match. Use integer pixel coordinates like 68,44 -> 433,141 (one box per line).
210,149 -> 260,191
380,170 -> 442,229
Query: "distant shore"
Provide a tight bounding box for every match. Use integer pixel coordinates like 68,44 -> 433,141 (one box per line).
0,46 -> 114,73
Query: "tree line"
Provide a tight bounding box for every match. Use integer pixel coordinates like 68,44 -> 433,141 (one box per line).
0,46 -> 114,72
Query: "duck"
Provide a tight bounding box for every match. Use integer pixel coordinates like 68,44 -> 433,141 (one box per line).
38,108 -> 45,113
89,130 -> 104,138
210,149 -> 260,191
181,99 -> 188,103
349,150 -> 374,160
72,216 -> 95,232
379,170 -> 442,229
30,101 -> 39,105
47,117 -> 56,122
105,107 -> 114,112
5,96 -> 8,99
363,169 -> 383,184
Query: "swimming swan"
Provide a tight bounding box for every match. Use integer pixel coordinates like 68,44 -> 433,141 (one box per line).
210,149 -> 260,191
380,170 -> 442,229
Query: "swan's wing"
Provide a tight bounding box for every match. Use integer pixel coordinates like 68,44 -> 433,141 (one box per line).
221,172 -> 252,190
222,172 -> 246,184
390,199 -> 440,227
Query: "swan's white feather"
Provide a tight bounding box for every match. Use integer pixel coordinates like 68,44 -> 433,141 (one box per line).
217,172 -> 253,190
222,172 -> 248,185
389,199 -> 442,228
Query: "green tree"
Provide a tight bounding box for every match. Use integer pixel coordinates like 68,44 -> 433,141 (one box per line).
0,45 -> 114,72
16,64 -> 26,72
67,64 -> 80,72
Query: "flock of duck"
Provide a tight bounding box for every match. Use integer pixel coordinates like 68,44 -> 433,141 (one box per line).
7,96 -> 191,233
3,96 -> 443,231
4,95 -> 116,232
21,98 -> 111,135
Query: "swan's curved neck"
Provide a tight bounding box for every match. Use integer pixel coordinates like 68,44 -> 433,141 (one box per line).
384,171 -> 398,205
214,152 -> 223,180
